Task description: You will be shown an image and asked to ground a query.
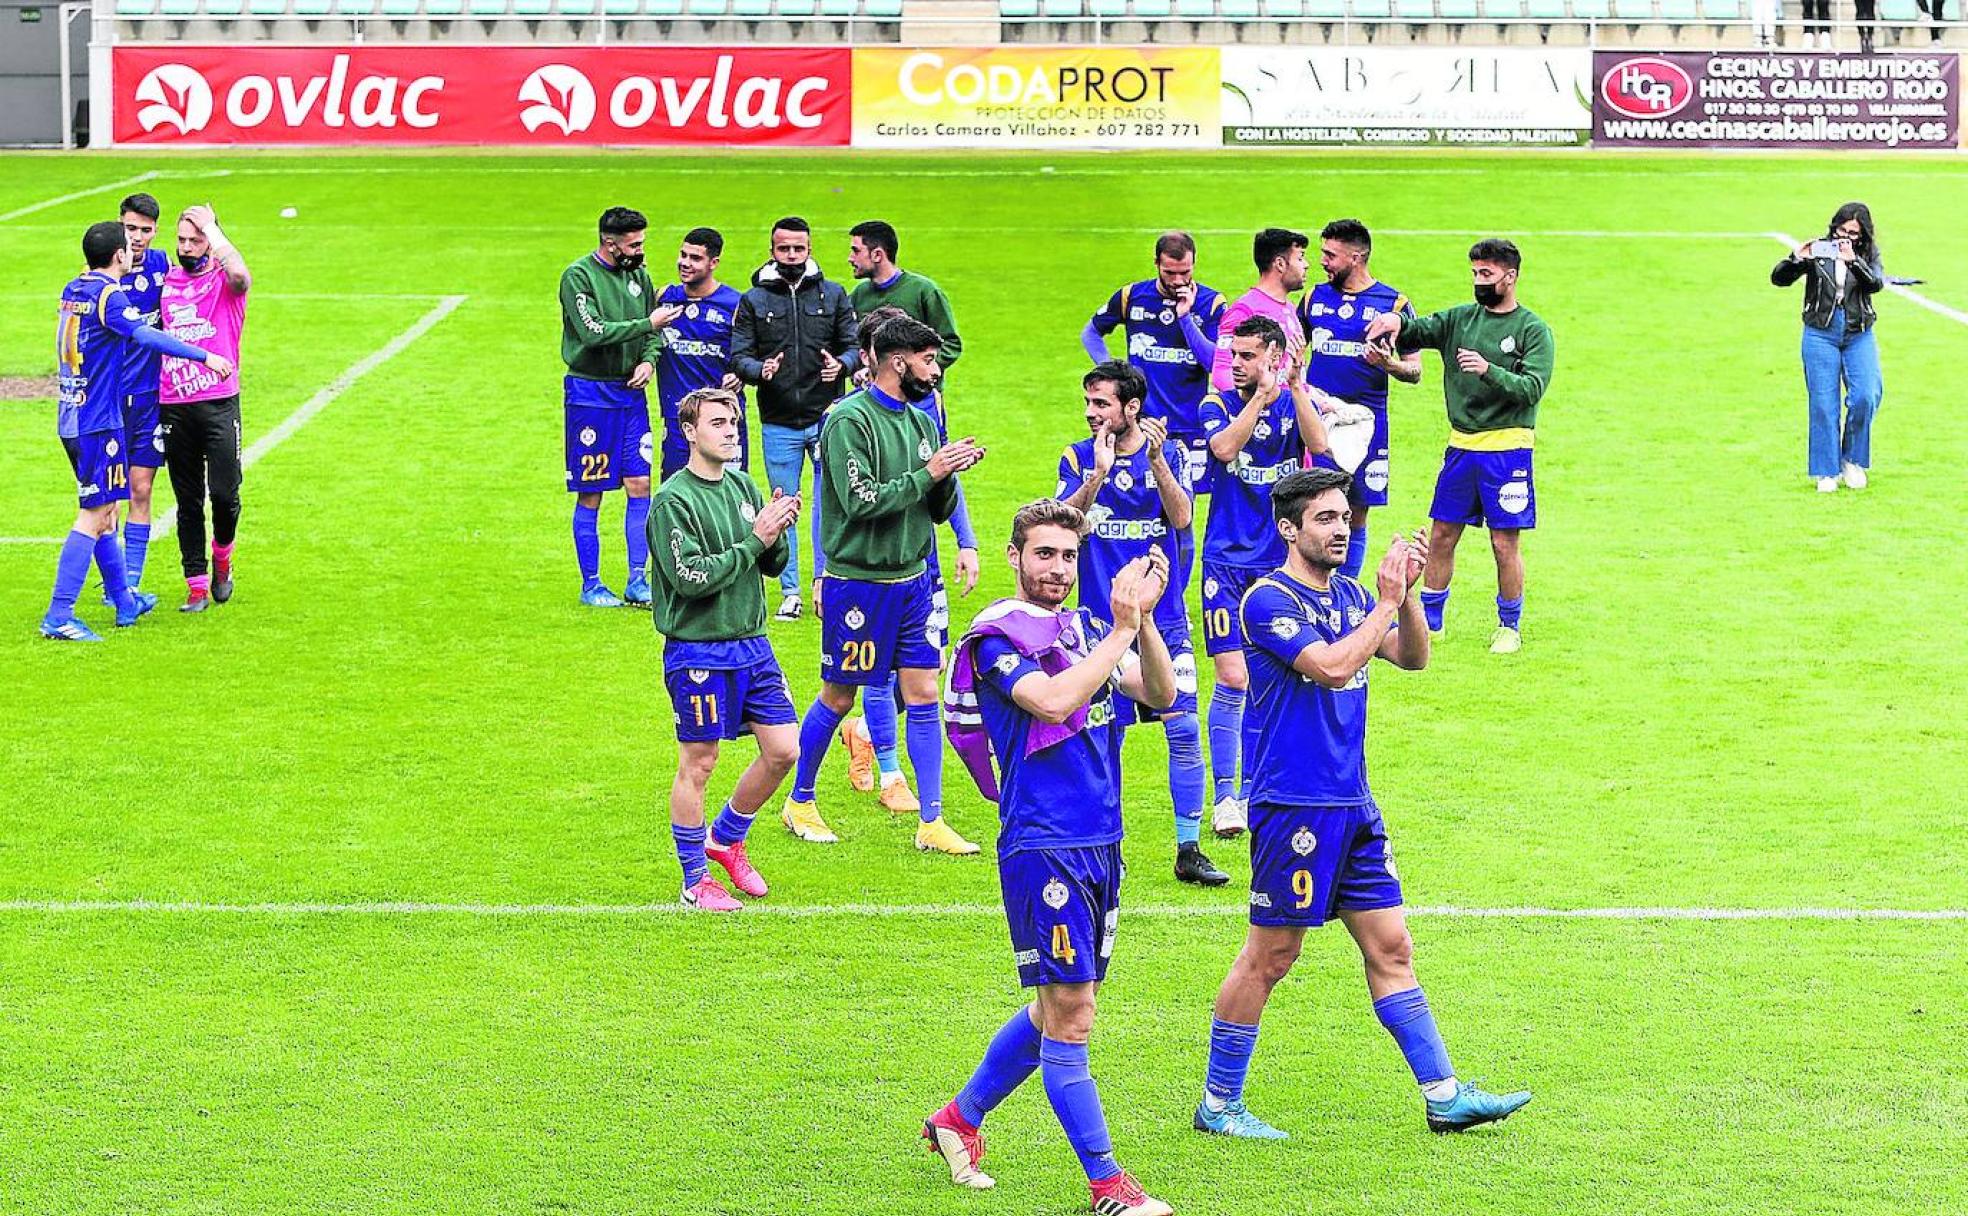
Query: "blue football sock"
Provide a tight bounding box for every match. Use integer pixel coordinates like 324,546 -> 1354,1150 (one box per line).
904,701 -> 944,824
709,802 -> 755,848
45,530 -> 96,626
672,823 -> 708,888
624,495 -> 650,579
1207,685 -> 1245,803
1039,1038 -> 1121,1182
1372,986 -> 1456,1089
864,679 -> 902,778
94,530 -> 134,612
1496,595 -> 1523,631
1341,526 -> 1367,580
572,503 -> 601,588
1165,712 -> 1206,846
124,521 -> 151,592
791,699 -> 845,802
1204,1017 -> 1262,1105
955,1006 -> 1042,1127
1420,586 -> 1450,632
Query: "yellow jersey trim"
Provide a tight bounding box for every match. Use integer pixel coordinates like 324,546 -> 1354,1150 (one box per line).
1448,427 -> 1535,452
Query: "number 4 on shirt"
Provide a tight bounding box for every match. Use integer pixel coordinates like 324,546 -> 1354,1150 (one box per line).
1051,923 -> 1077,966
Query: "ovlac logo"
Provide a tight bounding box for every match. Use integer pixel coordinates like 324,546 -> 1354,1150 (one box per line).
134,64 -> 215,135
518,64 -> 597,135
1042,878 -> 1070,910
1601,56 -> 1695,120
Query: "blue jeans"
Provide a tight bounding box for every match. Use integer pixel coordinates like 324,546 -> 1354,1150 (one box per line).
761,421 -> 826,596
1800,310 -> 1882,478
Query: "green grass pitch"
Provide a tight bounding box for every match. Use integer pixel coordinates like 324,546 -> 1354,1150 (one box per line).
1,149 -> 1965,1215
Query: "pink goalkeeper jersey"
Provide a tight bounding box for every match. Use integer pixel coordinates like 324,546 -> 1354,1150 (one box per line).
160,265 -> 248,405
1210,286 -> 1304,393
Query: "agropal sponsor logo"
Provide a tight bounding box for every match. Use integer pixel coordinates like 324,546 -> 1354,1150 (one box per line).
517,57 -> 834,136
133,57 -> 443,134
1600,56 -> 1694,119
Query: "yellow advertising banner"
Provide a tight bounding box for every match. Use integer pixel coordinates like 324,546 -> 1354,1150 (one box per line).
852,46 -> 1220,148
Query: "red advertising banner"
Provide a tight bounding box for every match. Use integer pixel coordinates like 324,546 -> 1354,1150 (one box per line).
112,46 -> 852,146
1593,50 -> 1958,150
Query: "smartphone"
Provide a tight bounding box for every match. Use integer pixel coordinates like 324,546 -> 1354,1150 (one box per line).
1809,239 -> 1842,259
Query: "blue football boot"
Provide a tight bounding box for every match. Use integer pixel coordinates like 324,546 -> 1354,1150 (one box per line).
1193,1099 -> 1289,1140
40,617 -> 104,642
580,583 -> 624,608
1425,1082 -> 1532,1133
115,591 -> 159,628
623,573 -> 652,608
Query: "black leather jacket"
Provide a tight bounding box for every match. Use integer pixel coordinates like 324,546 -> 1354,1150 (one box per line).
730,260 -> 861,428
1771,248 -> 1884,333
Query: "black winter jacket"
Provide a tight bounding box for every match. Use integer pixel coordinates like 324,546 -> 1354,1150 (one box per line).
731,260 -> 861,428
1771,248 -> 1884,334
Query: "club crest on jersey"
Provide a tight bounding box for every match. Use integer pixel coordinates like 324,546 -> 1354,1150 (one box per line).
740,502 -> 757,523
134,275 -> 149,291
579,426 -> 598,446
1255,420 -> 1273,442
688,669 -> 709,683
685,303 -> 700,319
105,438 -> 120,457
1338,303 -> 1354,319
1042,878 -> 1070,910
844,607 -> 867,630
1292,827 -> 1317,856
628,282 -> 643,298
918,438 -> 933,461
1204,578 -> 1220,598
1271,615 -> 1301,640
1114,469 -> 1133,492
1158,308 -> 1174,324
1500,336 -> 1517,354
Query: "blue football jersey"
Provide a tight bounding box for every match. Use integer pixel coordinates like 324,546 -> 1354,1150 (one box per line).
1198,388 -> 1302,568
1240,571 -> 1379,807
1057,435 -> 1192,635
120,248 -> 172,405
975,612 -> 1126,854
1300,280 -> 1415,412
654,283 -> 743,420
1089,280 -> 1224,436
57,272 -> 140,437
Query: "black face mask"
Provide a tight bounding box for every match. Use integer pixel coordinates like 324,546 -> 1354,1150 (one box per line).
775,259 -> 806,283
178,253 -> 208,273
611,247 -> 645,272
1474,281 -> 1505,307
900,368 -> 939,403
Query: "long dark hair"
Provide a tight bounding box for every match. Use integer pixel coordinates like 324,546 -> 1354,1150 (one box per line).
1827,202 -> 1877,260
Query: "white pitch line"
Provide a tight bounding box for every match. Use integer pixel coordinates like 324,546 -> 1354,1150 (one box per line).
0,899 -> 1962,922
0,171 -> 162,223
148,294 -> 467,540
1767,232 -> 1968,329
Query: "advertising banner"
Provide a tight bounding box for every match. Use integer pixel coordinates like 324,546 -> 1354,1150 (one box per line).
111,46 -> 852,146
852,47 -> 1219,148
1593,51 -> 1958,150
1219,48 -> 1591,146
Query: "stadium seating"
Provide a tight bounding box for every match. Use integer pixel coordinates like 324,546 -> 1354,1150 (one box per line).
104,0 -> 1967,48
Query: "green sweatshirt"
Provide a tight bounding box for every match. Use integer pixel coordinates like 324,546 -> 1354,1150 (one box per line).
559,252 -> 662,381
818,387 -> 958,581
850,270 -> 963,369
646,466 -> 789,642
1398,302 -> 1555,442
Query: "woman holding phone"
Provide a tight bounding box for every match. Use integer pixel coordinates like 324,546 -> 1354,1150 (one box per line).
1772,203 -> 1884,493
